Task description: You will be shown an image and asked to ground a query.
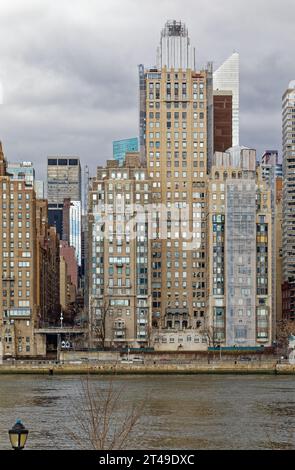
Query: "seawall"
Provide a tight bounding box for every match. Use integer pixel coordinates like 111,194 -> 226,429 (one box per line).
0,362 -> 294,375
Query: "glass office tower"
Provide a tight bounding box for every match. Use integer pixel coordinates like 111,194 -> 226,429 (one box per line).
113,138 -> 138,166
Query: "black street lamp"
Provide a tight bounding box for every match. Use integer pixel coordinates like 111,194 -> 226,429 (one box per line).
8,420 -> 29,450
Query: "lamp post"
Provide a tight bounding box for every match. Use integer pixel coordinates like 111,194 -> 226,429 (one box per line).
8,420 -> 29,450
272,340 -> 278,358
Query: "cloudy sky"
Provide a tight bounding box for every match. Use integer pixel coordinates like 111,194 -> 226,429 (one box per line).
0,0 -> 295,180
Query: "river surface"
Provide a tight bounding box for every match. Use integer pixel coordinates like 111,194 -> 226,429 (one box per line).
0,374 -> 294,450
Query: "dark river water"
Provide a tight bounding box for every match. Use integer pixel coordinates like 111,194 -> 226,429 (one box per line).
0,374 -> 294,450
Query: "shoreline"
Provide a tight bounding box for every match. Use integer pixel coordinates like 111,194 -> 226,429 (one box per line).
0,362 -> 294,375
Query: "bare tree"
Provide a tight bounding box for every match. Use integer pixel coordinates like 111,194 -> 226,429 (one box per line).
276,319 -> 295,356
69,376 -> 144,450
90,299 -> 110,350
199,323 -> 220,364
200,323 -> 217,348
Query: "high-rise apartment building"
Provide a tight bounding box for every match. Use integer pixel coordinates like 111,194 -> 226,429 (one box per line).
36,200 -> 60,327
0,143 -> 47,358
88,154 -> 151,348
275,177 -> 283,322
81,213 -> 88,294
282,279 -> 295,321
60,240 -> 78,289
113,138 -> 139,166
213,53 -> 239,147
140,21 -> 213,342
7,161 -> 45,199
207,147 -> 273,346
260,150 -> 282,335
7,161 -> 35,186
261,150 -> 282,179
282,81 -> 295,282
35,180 -> 45,199
47,157 -> 81,238
0,143 -> 62,359
59,239 -> 77,314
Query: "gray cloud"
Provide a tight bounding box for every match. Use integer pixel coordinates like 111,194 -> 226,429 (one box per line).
0,0 -> 295,178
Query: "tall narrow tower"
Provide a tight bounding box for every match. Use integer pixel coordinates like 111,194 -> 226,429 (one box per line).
142,21 -> 213,337
213,53 -> 239,147
282,81 -> 295,281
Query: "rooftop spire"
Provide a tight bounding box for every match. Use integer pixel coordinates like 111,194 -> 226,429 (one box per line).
159,20 -> 195,70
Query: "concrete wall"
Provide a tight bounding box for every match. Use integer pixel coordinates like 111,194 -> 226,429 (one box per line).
60,350 -> 121,362
59,349 -> 276,364
2,362 -> 295,375
34,333 -> 48,357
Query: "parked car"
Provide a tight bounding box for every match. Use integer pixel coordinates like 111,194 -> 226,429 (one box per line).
240,356 -> 252,361
132,357 -> 144,364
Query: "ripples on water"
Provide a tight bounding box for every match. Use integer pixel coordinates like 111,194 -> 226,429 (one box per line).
0,374 -> 294,450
